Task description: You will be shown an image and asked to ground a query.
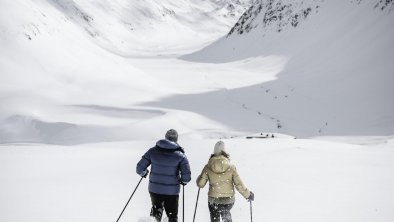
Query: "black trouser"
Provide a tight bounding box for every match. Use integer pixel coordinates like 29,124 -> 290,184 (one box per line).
149,192 -> 179,222
208,202 -> 234,222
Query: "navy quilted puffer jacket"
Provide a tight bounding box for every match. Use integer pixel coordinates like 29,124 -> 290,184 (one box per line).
136,139 -> 191,195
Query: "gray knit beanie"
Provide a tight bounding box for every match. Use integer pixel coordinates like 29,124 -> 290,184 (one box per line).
165,129 -> 178,142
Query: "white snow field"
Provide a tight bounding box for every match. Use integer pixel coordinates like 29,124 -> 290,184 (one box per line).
1,0 -> 394,221
1,138 -> 394,222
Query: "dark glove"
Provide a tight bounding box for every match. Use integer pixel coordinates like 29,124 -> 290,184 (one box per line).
247,191 -> 254,202
140,169 -> 149,178
179,180 -> 187,186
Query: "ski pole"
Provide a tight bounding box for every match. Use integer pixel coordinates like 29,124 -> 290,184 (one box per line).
249,200 -> 253,222
192,188 -> 200,222
115,176 -> 144,222
182,185 -> 185,222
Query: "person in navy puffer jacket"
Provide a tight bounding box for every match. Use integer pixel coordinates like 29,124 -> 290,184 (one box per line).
136,129 -> 191,222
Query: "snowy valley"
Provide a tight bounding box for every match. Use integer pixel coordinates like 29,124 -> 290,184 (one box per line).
1,0 -> 394,222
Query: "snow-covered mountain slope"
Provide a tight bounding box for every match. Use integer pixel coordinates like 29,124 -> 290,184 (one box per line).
182,0 -> 394,136
1,0 -> 393,144
0,0 -> 252,56
0,0 -> 257,144
185,0 -> 394,61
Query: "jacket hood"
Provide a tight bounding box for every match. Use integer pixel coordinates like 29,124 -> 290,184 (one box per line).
208,155 -> 231,174
156,139 -> 180,150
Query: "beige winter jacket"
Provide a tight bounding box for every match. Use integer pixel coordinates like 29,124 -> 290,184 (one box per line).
196,155 -> 250,200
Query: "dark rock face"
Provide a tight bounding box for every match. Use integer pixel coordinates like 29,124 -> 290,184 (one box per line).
227,0 -> 321,36
374,0 -> 394,10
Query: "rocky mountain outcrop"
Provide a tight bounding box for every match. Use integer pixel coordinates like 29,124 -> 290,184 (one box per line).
227,0 -> 393,37
228,0 -> 322,36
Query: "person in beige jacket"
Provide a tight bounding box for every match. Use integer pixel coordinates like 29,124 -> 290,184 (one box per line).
196,141 -> 254,222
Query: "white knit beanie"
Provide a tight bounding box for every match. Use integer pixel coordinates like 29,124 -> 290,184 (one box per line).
213,141 -> 226,155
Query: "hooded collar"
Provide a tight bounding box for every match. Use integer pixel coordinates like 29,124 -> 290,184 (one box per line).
156,139 -> 181,150
208,155 -> 231,174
